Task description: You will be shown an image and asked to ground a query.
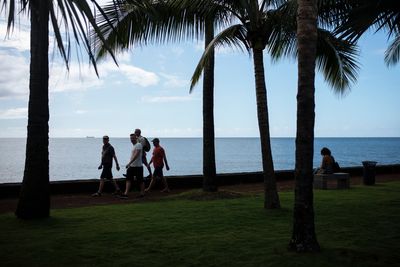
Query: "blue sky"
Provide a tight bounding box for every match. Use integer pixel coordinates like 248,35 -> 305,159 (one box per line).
0,15 -> 399,138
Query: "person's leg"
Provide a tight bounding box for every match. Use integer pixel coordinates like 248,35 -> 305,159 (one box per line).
145,177 -> 156,192
99,179 -> 105,192
161,177 -> 169,192
92,179 -> 105,196
112,180 -> 121,195
143,155 -> 152,177
123,180 -> 131,196
138,166 -> 145,196
120,167 -> 133,198
139,182 -> 145,197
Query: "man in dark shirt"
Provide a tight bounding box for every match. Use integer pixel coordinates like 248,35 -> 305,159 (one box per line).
92,136 -> 121,196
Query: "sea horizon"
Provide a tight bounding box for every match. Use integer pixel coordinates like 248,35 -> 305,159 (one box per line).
1,137 -> 399,184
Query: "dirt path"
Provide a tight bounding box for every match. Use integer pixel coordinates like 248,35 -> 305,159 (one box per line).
1,173 -> 398,214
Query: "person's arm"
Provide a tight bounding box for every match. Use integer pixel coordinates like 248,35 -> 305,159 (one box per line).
164,149 -> 170,171
98,152 -> 103,169
126,148 -> 139,169
113,154 -> 120,171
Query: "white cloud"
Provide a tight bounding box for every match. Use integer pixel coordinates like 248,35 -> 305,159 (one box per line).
160,73 -> 189,88
99,60 -> 159,87
0,52 -> 29,99
0,22 -> 31,52
119,64 -> 159,87
0,107 -> 27,119
141,95 -> 194,103
75,110 -> 88,114
49,63 -> 103,93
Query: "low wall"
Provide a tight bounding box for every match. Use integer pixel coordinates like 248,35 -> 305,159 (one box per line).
1,164 -> 399,199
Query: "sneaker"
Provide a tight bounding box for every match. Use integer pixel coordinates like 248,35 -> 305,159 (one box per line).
91,192 -> 101,197
119,194 -> 128,199
112,190 -> 122,196
160,188 -> 170,193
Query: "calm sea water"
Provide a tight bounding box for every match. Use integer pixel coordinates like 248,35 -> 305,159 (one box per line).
0,137 -> 399,183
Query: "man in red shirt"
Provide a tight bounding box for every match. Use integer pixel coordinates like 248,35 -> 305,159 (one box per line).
145,138 -> 170,193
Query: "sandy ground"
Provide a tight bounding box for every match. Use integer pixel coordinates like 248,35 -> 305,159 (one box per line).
1,173 -> 399,214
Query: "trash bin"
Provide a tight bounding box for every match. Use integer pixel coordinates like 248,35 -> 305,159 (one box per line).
362,161 -> 377,185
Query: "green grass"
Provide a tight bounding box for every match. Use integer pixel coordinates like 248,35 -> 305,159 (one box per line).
1,182 -> 399,267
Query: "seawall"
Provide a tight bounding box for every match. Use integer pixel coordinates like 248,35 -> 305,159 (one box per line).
1,164 -> 399,199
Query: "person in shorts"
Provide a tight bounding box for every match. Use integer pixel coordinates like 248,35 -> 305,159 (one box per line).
145,138 -> 170,193
120,133 -> 145,199
92,135 -> 121,196
134,128 -> 152,179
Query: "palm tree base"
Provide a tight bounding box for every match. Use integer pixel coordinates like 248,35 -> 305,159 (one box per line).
288,239 -> 320,252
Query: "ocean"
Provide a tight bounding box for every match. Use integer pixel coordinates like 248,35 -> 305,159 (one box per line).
1,137 -> 399,183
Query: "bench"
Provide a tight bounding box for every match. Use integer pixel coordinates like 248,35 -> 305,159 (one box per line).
313,172 -> 350,189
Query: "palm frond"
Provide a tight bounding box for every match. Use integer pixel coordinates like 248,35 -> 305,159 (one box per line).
94,0 -> 212,59
190,23 -> 249,92
316,29 -> 359,94
336,0 -> 400,42
1,0 -> 29,36
384,33 -> 400,66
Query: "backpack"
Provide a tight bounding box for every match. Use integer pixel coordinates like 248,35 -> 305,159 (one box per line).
143,137 -> 151,152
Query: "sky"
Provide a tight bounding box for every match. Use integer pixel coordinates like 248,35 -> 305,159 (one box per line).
0,11 -> 399,138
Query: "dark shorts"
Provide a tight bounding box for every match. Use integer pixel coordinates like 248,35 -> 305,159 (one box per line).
153,167 -> 164,178
126,166 -> 143,183
100,165 -> 113,180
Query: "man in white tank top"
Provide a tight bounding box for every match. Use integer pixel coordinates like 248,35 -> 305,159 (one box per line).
120,133 -> 145,198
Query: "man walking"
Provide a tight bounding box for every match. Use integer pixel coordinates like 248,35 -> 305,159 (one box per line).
92,135 -> 121,196
135,128 -> 152,178
145,138 -> 170,193
120,133 -> 145,199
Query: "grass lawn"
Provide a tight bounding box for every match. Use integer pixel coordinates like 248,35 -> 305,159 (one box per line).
0,182 -> 399,267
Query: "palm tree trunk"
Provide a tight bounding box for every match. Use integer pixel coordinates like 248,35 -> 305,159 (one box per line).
202,18 -> 217,192
252,48 -> 280,209
15,0 -> 50,219
288,0 -> 320,251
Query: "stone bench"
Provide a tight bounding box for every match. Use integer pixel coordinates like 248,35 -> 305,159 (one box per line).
313,172 -> 350,189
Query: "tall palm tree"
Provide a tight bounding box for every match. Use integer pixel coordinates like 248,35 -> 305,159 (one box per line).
288,0 -> 320,252
93,0 -> 236,192
335,0 -> 400,66
1,0 -> 114,219
286,0 -> 359,251
190,0 -> 283,209
189,0 -> 358,209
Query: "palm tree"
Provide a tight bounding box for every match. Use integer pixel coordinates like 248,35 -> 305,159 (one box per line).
1,0 -> 114,219
335,0 -> 400,66
288,0 -> 320,252
190,0 -> 283,209
189,0 -> 358,209
286,0 -> 359,251
93,0 -> 237,192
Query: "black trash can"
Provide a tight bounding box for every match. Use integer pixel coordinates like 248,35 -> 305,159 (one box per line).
362,161 -> 377,185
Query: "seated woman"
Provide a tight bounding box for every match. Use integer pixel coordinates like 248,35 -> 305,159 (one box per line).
316,147 -> 334,174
